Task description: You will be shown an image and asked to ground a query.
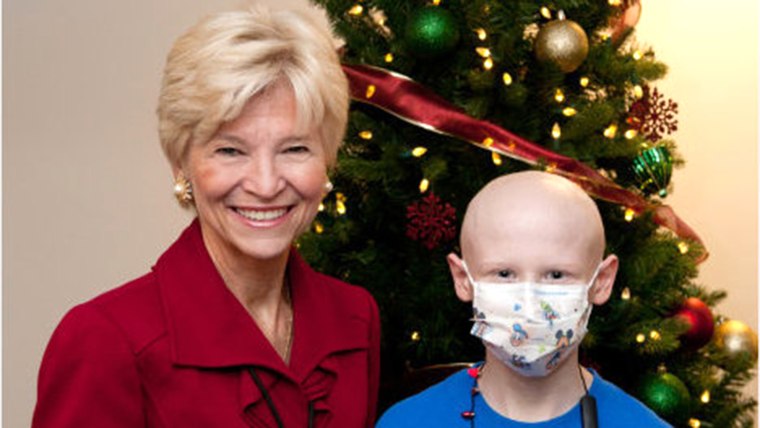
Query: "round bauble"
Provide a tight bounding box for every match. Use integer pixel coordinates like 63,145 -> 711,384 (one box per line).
610,0 -> 642,43
673,297 -> 714,349
404,7 -> 460,59
637,372 -> 690,423
714,320 -> 758,361
631,145 -> 673,197
534,16 -> 589,73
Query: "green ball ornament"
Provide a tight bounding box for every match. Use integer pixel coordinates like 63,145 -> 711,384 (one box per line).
638,372 -> 691,423
404,7 -> 460,59
632,145 -> 673,197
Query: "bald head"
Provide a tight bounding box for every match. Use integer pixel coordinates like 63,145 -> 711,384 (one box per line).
461,171 -> 606,268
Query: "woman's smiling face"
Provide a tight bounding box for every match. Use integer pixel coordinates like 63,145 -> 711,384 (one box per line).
184,80 -> 328,265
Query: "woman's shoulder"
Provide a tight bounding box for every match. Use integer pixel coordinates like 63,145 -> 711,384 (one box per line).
58,271 -> 166,354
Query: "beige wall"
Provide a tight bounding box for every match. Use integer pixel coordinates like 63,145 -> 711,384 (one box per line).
635,1 -> 759,410
4,0 -> 757,427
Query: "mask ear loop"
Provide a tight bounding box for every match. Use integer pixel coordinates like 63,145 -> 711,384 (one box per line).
461,260 -> 478,288
579,364 -> 598,428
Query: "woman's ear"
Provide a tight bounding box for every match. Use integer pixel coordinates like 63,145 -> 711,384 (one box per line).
447,253 -> 474,303
590,254 -> 619,305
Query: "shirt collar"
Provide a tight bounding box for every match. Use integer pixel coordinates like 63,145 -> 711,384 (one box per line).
154,219 -> 369,381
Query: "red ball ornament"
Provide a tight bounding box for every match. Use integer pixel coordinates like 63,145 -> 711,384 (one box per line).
610,0 -> 642,44
673,297 -> 714,349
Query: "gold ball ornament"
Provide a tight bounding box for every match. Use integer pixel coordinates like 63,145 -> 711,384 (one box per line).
714,320 -> 758,360
534,11 -> 589,73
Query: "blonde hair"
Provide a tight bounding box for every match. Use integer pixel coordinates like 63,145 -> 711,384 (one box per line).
157,1 -> 348,169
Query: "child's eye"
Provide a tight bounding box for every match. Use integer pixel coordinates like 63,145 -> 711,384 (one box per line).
547,271 -> 565,281
496,270 -> 514,279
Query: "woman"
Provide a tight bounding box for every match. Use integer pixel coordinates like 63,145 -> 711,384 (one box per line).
32,2 -> 380,427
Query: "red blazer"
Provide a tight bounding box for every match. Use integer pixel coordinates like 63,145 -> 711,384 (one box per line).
33,220 -> 380,427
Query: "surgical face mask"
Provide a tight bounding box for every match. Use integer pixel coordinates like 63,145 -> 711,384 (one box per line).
464,262 -> 601,377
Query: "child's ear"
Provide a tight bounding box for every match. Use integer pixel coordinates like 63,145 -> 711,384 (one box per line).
447,252 -> 473,302
590,254 -> 619,305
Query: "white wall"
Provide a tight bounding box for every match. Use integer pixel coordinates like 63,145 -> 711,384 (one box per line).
4,1 -> 757,426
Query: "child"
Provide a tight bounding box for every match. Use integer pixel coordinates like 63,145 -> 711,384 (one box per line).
377,171 -> 670,427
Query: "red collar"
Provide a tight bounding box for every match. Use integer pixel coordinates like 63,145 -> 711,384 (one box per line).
154,219 -> 369,383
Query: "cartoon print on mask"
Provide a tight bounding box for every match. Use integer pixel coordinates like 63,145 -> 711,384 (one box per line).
545,350 -> 562,371
540,301 -> 559,326
471,308 -> 491,337
555,329 -> 574,348
510,323 -> 529,347
510,354 -> 531,369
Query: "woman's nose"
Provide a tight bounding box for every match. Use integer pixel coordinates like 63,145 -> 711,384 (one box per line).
242,156 -> 285,198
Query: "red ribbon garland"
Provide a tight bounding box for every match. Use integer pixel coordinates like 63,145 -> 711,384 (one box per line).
342,63 -> 706,260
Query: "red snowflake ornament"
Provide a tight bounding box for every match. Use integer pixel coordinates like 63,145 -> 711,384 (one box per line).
627,86 -> 679,142
406,192 -> 457,250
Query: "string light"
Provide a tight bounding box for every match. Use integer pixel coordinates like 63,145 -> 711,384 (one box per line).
476,47 -> 491,58
336,193 -> 347,215
540,6 -> 552,19
625,129 -> 638,139
502,72 -> 513,86
359,130 -> 373,140
632,50 -> 643,60
700,390 -> 710,403
579,76 -> 590,87
483,57 -> 494,70
348,4 -> 364,15
432,0 -> 441,5
621,287 -> 631,300
624,208 -> 636,222
545,162 -> 558,173
678,242 -> 690,254
482,137 -> 494,147
411,331 -> 422,342
551,123 -> 561,139
634,84 -> 644,99
318,203 -> 325,212
649,330 -> 662,341
554,88 -> 565,103
475,28 -> 487,41
365,84 -> 376,98
412,147 -> 428,157
419,178 -> 430,193
604,124 -> 618,139
314,222 -> 325,234
608,0 -> 623,6
636,333 -> 646,343
492,152 -> 503,166
562,107 -> 577,117
688,419 -> 701,428
384,53 -> 394,63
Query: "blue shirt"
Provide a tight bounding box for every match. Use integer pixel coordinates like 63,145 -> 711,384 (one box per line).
377,366 -> 672,427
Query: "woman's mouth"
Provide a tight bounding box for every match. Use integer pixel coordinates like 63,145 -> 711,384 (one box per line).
234,207 -> 289,222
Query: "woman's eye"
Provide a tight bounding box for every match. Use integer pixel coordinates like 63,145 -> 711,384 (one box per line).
216,147 -> 241,156
285,145 -> 310,154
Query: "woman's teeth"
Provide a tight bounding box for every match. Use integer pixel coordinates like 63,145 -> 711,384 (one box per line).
235,208 -> 287,221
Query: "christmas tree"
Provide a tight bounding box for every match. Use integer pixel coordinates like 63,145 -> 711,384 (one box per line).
300,0 -> 757,426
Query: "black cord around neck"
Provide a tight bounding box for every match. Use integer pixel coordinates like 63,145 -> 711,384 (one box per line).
578,364 -> 598,428
462,363 -> 598,427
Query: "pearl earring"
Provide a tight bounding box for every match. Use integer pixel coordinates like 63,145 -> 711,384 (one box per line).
173,174 -> 193,206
